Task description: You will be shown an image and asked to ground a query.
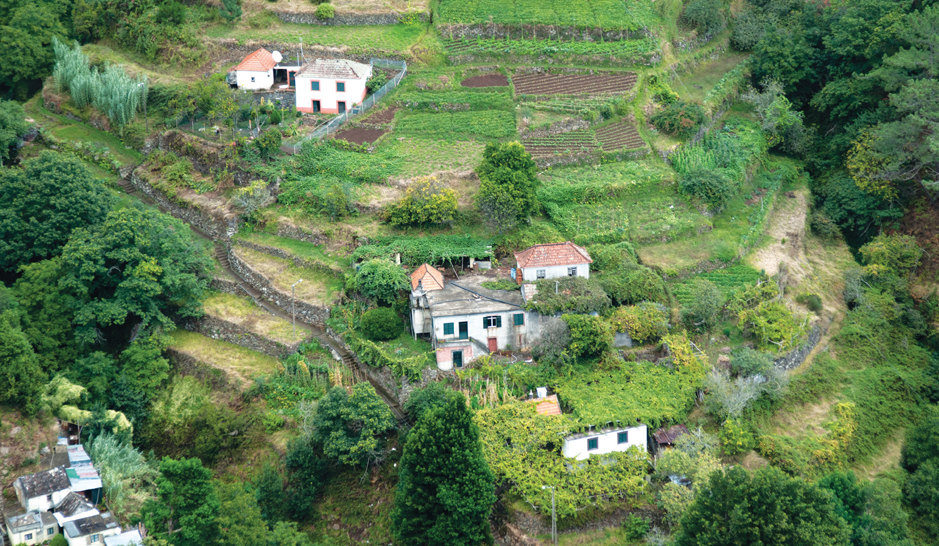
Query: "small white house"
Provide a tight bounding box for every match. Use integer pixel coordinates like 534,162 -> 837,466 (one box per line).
104,529 -> 143,546
230,48 -> 278,90
295,58 -> 372,114
63,513 -> 121,546
562,424 -> 648,461
514,242 -> 592,284
4,511 -> 59,546
53,492 -> 100,527
14,467 -> 72,512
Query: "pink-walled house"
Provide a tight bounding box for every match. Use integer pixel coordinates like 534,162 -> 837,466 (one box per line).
294,59 -> 372,114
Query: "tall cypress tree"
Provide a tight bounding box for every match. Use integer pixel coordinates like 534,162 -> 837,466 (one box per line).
392,397 -> 496,546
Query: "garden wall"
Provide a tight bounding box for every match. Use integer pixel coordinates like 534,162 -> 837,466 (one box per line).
159,130 -> 254,186
274,10 -> 428,25
234,239 -> 344,276
181,315 -> 310,359
775,322 -> 826,371
274,223 -> 329,245
215,39 -> 407,64
166,349 -> 237,391
228,247 -> 331,326
129,169 -> 239,239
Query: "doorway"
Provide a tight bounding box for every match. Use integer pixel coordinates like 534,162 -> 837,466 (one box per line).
458,322 -> 468,340
488,337 -> 498,352
312,100 -> 320,113
453,350 -> 463,368
338,101 -> 346,114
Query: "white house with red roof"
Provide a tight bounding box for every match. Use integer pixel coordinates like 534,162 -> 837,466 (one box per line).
230,49 -> 278,90
514,242 -> 592,285
295,58 -> 372,114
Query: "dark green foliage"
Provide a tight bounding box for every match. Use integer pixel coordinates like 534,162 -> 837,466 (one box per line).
730,347 -> 773,377
561,313 -> 613,358
796,293 -> 823,312
157,1 -> 187,26
731,9 -> 768,51
58,206 -> 212,347
0,152 -> 113,279
0,99 -> 27,164
0,2 -> 67,98
284,439 -> 327,521
118,334 -> 171,398
68,352 -> 117,401
141,457 -> 220,546
810,211 -> 841,240
254,128 -> 282,163
108,374 -> 149,429
813,172 -> 895,244
622,515 -> 650,539
901,412 -> 939,474
905,460 -> 939,538
269,108 -> 283,125
353,259 -> 410,305
650,101 -> 707,138
526,276 -> 611,315
679,169 -> 736,211
216,481 -> 270,546
50,535 -> 68,546
598,265 -> 666,306
313,384 -> 396,467
403,382 -> 464,422
475,141 -> 538,227
360,307 -> 403,341
677,466 -> 851,546
12,258 -> 80,372
682,0 -> 725,36
817,472 -> 915,546
392,399 -> 496,546
586,242 -> 638,271
681,279 -> 724,333
0,310 -> 47,415
220,0 -> 242,21
367,70 -> 388,93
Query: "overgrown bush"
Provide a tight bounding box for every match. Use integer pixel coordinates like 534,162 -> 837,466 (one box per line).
738,300 -> 806,351
651,100 -> 707,138
682,0 -> 725,36
367,71 -> 389,93
608,303 -> 669,344
531,317 -> 572,369
360,307 -> 403,341
680,279 -> 724,333
679,169 -> 736,211
859,233 -> 923,279
353,259 -> 410,305
561,314 -> 613,358
586,242 -> 638,271
598,265 -> 666,305
157,1 -> 187,25
315,3 -> 335,19
796,293 -> 823,313
719,419 -> 755,456
526,276 -> 611,315
386,176 -> 458,227
731,10 -> 767,51
730,347 -> 773,377
809,211 -> 841,239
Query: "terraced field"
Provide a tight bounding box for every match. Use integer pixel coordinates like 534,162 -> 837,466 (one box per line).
595,122 -> 645,151
523,129 -> 599,158
513,72 -> 638,96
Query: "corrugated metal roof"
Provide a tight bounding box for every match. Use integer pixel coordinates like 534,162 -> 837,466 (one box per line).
652,424 -> 689,445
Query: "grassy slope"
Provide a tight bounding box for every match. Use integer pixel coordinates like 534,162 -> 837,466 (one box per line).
233,246 -> 344,305
202,291 -> 301,344
166,330 -> 282,385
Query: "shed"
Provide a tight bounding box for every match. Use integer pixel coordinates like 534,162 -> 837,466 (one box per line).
230,48 -> 278,90
63,513 -> 121,546
652,424 -> 690,450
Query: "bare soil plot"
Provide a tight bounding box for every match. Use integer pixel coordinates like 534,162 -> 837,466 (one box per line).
461,73 -> 509,88
513,72 -> 637,96
332,127 -> 387,145
361,106 -> 399,125
595,122 -> 645,151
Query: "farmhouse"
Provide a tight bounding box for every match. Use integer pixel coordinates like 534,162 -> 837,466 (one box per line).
13,467 -> 72,512
562,423 -> 649,461
62,513 -> 121,546
4,510 -> 58,546
514,242 -> 592,285
295,58 -> 372,114
229,49 -> 302,91
409,270 -> 529,370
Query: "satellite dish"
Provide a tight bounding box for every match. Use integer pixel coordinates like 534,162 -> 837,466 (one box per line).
271,51 -> 283,63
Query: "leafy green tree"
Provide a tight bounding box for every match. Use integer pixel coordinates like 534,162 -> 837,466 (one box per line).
58,206 -> 212,346
216,481 -> 269,546
858,234 -> 923,279
360,307 -> 403,341
751,26 -> 818,100
313,383 -> 396,467
11,258 -> 81,372
268,521 -> 313,546
905,460 -> 939,538
869,79 -> 939,190
50,534 -> 68,546
0,152 -> 113,278
141,457 -> 220,546
476,187 -> 521,234
392,398 -> 496,546
681,279 -> 724,333
0,3 -> 67,97
254,127 -> 282,162
404,382 -> 464,422
108,373 -> 150,429
0,99 -> 27,164
901,410 -> 939,474
386,176 -> 458,227
682,0 -> 724,35
731,9 -> 768,51
68,352 -> 117,401
730,347 -> 773,377
679,169 -> 736,211
284,439 -> 326,521
561,314 -> 613,358
475,141 -> 537,225
118,334 -> 171,397
219,0 -> 241,22
353,259 -> 409,305
254,462 -> 285,524
0,309 -> 47,414
676,466 -> 851,546
818,472 -> 915,546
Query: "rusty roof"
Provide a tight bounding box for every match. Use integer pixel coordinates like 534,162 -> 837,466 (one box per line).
410,264 -> 445,291
297,58 -> 371,80
232,49 -> 277,72
524,394 -> 562,416
515,242 -> 592,269
15,467 -> 71,498
652,424 -> 689,445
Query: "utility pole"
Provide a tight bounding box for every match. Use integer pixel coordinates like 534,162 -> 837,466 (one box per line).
292,279 -> 303,341
542,485 -> 556,546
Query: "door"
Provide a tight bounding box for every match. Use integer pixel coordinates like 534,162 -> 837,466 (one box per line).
312,100 -> 320,113
337,101 -> 346,114
487,337 -> 498,352
289,72 -> 296,87
458,322 -> 468,340
452,350 -> 463,368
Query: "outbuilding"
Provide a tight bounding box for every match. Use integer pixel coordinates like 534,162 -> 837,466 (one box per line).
13,467 -> 72,512
4,511 -> 58,546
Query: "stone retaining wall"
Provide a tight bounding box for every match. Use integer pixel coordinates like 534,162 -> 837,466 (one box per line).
775,322 -> 826,371
274,10 -> 428,26
248,90 -> 296,106
130,170 -> 238,239
520,118 -> 591,140
211,276 -> 242,295
182,314 -> 309,359
438,23 -> 650,42
274,224 -> 329,245
159,130 -> 254,187
234,239 -> 344,276
228,247 -> 331,326
166,348 -> 237,391
214,39 -> 406,64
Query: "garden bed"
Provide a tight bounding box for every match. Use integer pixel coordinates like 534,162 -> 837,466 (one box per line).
460,72 -> 509,87
331,127 -> 387,145
513,72 -> 637,96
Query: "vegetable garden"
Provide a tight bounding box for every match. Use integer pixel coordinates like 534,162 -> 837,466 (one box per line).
436,0 -> 658,31
395,111 -> 517,139
670,264 -> 764,307
514,72 -> 638,96
442,37 -> 659,65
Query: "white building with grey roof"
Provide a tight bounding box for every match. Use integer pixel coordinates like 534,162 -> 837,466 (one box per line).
294,58 -> 372,114
13,466 -> 72,512
4,510 -> 58,545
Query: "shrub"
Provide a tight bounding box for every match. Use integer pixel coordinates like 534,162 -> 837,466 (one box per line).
386,176 -> 458,227
526,276 -> 611,315
681,279 -> 724,333
809,211 -> 840,239
731,10 -> 767,51
367,71 -> 388,93
679,169 -> 736,211
729,347 -> 773,377
157,0 -> 188,26
354,259 -> 410,305
586,242 -> 638,272
719,419 -> 755,456
859,233 -> 923,279
315,3 -> 335,19
598,266 -> 666,306
531,317 -> 572,369
360,307 -> 403,341
737,300 -> 806,351
682,0 -> 725,36
561,314 -> 613,358
608,303 -> 669,344
623,515 -> 650,539
404,382 -> 464,422
796,293 -> 823,313
50,535 -> 68,546
269,108 -> 283,125
651,100 -> 707,138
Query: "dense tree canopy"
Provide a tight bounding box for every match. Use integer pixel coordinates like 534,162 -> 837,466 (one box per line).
312,383 -> 396,467
141,457 -> 219,546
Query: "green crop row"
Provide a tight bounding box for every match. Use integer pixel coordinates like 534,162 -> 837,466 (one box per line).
442,37 -> 658,57
396,111 -> 517,139
437,0 -> 658,31
521,97 -> 620,114
671,264 -> 764,306
395,90 -> 514,112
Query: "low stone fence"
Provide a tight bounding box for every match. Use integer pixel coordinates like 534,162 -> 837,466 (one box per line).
129,170 -> 239,239
233,239 -> 344,276
166,348 -> 237,391
228,247 -> 331,326
181,314 -> 310,359
211,276 -> 242,295
274,10 -> 428,26
247,90 -> 296,106
438,23 -> 650,42
775,322 -> 827,371
274,224 -> 329,246
520,118 -> 591,140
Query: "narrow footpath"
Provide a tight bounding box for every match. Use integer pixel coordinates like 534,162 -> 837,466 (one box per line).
117,178 -> 410,426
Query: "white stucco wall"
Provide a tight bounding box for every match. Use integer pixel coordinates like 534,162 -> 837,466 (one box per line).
235,70 -> 273,90
66,527 -> 121,546
295,72 -> 371,114
562,425 -> 648,461
432,310 -> 528,368
6,517 -> 57,546
19,488 -> 70,512
520,263 -> 590,283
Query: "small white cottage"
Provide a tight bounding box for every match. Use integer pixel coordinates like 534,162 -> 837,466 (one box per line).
562,424 -> 648,461
295,58 -> 372,114
230,49 -> 279,90
4,511 -> 59,546
14,467 -> 72,512
514,242 -> 592,284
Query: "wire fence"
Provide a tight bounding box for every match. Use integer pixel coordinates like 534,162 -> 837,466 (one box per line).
283,58 -> 407,154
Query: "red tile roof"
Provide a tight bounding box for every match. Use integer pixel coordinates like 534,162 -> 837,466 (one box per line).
298,59 -> 371,80
515,242 -> 592,269
232,49 -> 277,72
524,394 -> 562,416
410,264 -> 445,291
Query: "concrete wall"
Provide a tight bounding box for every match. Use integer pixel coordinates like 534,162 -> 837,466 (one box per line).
235,69 -> 273,90
7,520 -> 57,545
18,488 -> 70,513
562,425 -> 648,461
435,343 -> 474,371
295,73 -> 370,114
520,263 -> 590,283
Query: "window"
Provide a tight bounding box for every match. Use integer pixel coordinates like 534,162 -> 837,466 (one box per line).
250,76 -> 255,82
47,494 -> 53,502
568,267 -> 577,276
587,438 -> 598,451
617,431 -> 629,444
48,528 -> 55,535
443,323 -> 454,335
337,81 -> 345,92
536,269 -> 546,279
24,534 -> 32,541
91,534 -> 100,543
311,81 -> 320,91
484,315 -> 502,328
513,313 -> 525,326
